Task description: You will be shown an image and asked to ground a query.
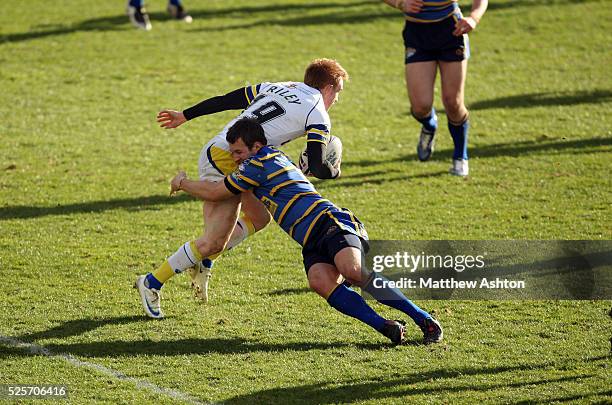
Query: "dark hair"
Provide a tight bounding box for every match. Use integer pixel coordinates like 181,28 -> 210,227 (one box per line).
303,58 -> 349,90
226,117 -> 267,148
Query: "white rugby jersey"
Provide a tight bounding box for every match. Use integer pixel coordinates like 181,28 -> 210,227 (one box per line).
210,82 -> 331,150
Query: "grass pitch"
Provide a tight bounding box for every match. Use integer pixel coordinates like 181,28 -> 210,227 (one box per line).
1,0 -> 611,403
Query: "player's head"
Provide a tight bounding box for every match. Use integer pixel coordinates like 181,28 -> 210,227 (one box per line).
226,117 -> 268,163
304,58 -> 349,111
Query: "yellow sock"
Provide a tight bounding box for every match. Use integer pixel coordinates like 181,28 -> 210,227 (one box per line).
152,240 -> 203,284
152,261 -> 175,284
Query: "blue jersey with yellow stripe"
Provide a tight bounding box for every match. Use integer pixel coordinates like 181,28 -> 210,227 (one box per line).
405,0 -> 460,23
224,146 -> 367,246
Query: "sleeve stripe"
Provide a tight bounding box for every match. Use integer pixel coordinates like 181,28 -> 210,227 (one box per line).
305,124 -> 328,132
237,174 -> 259,186
267,166 -> 294,180
307,128 -> 328,137
244,87 -> 252,104
253,84 -> 260,97
259,152 -> 280,160
224,177 -> 243,194
226,175 -> 248,192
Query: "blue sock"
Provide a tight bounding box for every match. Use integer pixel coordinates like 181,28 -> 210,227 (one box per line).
363,274 -> 430,327
413,108 -> 438,133
202,258 -> 214,269
448,118 -> 469,160
327,284 -> 386,331
169,0 -> 182,6
129,0 -> 144,8
145,273 -> 163,290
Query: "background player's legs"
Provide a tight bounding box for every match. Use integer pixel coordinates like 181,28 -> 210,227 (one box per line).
126,0 -> 151,30
406,61 -> 438,118
406,61 -> 439,161
167,0 -> 192,23
440,59 -> 470,175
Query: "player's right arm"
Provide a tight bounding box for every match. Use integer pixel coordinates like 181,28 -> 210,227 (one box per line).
157,84 -> 264,129
170,171 -> 235,201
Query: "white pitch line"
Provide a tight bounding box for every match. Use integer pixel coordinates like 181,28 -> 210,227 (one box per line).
0,335 -> 205,405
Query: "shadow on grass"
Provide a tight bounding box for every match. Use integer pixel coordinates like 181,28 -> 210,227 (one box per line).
0,0 -> 378,44
470,90 -> 612,110
264,287 -> 311,296
487,0 -> 601,12
2,0 -> 600,44
17,316 -> 149,342
0,337 -> 410,358
0,193 -> 194,220
221,361 -> 607,404
315,170 -> 448,189
514,390 -> 612,405
342,136 -> 612,168
2,136 -> 610,220
193,10 -> 398,32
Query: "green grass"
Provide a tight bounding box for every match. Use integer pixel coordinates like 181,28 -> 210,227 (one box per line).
1,0 -> 611,403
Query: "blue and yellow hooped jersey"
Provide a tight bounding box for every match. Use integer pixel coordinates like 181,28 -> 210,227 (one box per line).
405,0 -> 460,23
223,146 -> 367,246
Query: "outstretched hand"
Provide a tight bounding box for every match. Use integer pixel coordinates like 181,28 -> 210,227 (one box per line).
170,171 -> 187,196
157,109 -> 187,129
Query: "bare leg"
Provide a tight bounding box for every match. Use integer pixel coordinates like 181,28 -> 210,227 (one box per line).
405,61 -> 438,118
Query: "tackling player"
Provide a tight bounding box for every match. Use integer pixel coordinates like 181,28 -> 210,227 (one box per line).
137,117 -> 443,345
142,59 -> 348,303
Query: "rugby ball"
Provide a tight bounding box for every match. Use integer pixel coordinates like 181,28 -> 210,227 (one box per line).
298,135 -> 342,175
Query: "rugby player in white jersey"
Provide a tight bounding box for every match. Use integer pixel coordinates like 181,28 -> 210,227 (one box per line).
134,59 -> 348,311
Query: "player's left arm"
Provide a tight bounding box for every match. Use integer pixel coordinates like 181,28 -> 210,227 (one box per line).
170,171 -> 235,202
306,141 -> 340,179
304,108 -> 339,179
453,0 -> 488,36
157,84 -> 264,129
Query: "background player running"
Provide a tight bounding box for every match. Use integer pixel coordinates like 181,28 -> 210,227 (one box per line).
383,0 -> 488,176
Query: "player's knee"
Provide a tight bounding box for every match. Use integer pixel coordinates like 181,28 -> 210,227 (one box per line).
442,96 -> 464,117
307,268 -> 337,297
336,262 -> 362,283
411,105 -> 433,119
307,273 -> 327,296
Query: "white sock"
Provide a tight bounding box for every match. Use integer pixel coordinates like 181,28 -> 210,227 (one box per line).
168,242 -> 200,273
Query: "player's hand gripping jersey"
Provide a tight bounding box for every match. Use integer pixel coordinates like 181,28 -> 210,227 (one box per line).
223,146 -> 367,246
198,82 -> 332,180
